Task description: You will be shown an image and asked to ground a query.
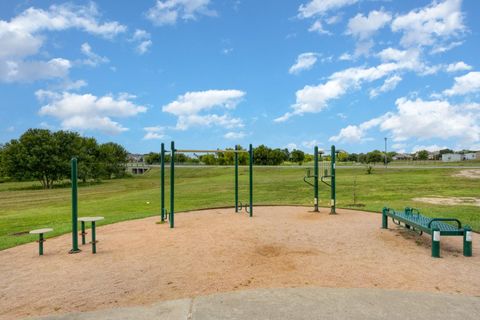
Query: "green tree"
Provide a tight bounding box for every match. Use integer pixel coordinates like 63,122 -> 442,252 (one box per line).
366,150 -> 383,164
417,150 -> 429,160
144,152 -> 160,164
98,142 -> 128,179
290,149 -> 305,165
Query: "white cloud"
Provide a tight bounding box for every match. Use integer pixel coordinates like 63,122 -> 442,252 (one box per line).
445,61 -> 471,73
276,53 -> 423,122
298,0 -> 358,19
37,90 -> 147,134
347,10 -> 391,40
301,140 -> 320,149
130,29 -> 152,55
391,0 -> 465,49
339,52 -> 353,61
330,97 -> 480,145
369,75 -> 402,98
162,89 -> 246,130
443,72 -> 480,96
289,52 -> 318,75
224,131 -> 246,139
146,0 -> 216,26
0,3 -> 126,82
143,126 -> 165,140
412,144 -> 447,153
308,20 -> 331,35
81,43 -> 109,67
284,143 -> 298,151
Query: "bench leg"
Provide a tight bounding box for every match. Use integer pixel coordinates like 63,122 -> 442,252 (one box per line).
91,221 -> 96,254
463,227 -> 472,257
382,208 -> 388,229
432,229 -> 440,258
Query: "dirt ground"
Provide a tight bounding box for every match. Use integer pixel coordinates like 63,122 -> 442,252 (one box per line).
413,196 -> 480,207
453,169 -> 480,179
1,206 -> 479,319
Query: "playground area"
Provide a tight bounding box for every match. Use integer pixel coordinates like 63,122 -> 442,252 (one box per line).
1,206 -> 479,319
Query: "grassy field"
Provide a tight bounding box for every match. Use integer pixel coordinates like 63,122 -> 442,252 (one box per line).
0,166 -> 479,250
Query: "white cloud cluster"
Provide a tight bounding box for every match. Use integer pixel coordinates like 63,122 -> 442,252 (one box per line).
143,126 -> 165,140
81,43 -> 109,67
37,90 -> 146,134
330,97 -> 480,145
146,0 -> 216,26
130,29 -> 152,55
298,0 -> 358,35
0,3 -> 126,82
445,61 -> 471,73
411,144 -> 447,153
224,131 -> 246,140
346,10 -> 391,56
289,53 -> 318,75
276,48 -> 424,122
369,75 -> 402,98
391,0 -> 465,49
162,89 -> 246,130
443,71 -> 480,96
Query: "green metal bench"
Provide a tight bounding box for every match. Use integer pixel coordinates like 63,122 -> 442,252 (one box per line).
382,207 -> 473,258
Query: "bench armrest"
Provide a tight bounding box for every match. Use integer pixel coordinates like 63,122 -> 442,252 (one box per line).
427,218 -> 462,229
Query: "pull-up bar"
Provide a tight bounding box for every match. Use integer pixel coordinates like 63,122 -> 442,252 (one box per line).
160,141 -> 254,228
175,149 -> 249,153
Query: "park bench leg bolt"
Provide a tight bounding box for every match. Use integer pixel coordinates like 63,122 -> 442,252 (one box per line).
432,229 -> 440,258
463,228 -> 472,257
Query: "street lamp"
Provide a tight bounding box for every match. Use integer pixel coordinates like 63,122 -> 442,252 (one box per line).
384,137 -> 387,167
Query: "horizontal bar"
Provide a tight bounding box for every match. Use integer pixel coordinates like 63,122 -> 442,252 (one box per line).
175,149 -> 249,153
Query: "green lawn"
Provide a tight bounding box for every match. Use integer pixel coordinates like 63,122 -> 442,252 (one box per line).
0,166 -> 479,250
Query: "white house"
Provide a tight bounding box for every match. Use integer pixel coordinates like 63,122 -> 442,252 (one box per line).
442,154 -> 463,162
464,153 -> 478,160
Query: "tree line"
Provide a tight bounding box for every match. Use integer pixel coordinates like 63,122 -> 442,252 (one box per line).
0,129 -> 128,188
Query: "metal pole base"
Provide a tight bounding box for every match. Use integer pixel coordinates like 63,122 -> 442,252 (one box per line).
68,248 -> 81,254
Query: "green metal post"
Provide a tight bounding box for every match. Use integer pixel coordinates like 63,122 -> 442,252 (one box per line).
161,142 -> 165,222
235,145 -> 239,213
249,144 -> 253,217
382,208 -> 388,229
91,221 -> 96,254
432,228 -> 440,258
70,158 -> 80,253
463,226 -> 472,257
81,221 -> 86,245
314,146 -> 319,212
39,233 -> 44,256
330,145 -> 336,214
170,141 -> 175,228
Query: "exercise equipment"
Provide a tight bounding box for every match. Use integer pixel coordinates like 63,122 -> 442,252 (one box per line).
160,142 -> 254,228
303,145 -> 336,214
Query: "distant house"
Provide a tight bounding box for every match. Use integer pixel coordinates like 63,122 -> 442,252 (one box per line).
442,154 -> 463,162
392,153 -> 413,160
428,151 -> 440,160
128,153 -> 144,163
464,153 -> 478,160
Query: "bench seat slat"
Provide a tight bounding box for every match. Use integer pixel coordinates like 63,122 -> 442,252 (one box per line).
386,210 -> 463,235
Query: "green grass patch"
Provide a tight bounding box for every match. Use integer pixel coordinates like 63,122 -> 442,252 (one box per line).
0,166 -> 479,250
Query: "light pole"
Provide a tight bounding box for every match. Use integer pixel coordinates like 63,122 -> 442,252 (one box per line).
384,137 -> 388,167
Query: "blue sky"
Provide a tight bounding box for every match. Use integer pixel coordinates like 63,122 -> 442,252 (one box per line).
1,0 -> 479,154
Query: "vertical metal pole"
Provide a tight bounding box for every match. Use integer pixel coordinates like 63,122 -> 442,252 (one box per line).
235,145 -> 239,213
432,228 -> 440,258
249,144 -> 253,217
81,221 -> 86,245
39,233 -> 44,256
170,141 -> 175,228
314,146 -> 319,212
70,158 -> 80,253
330,145 -> 336,214
463,227 -> 472,257
91,222 -> 96,254
382,208 -> 388,229
161,143 -> 165,222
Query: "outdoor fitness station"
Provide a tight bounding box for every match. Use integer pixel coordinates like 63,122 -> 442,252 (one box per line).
304,145 -> 337,214
160,141 -> 254,228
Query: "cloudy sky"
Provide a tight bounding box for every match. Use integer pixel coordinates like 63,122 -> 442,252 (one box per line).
1,0 -> 479,153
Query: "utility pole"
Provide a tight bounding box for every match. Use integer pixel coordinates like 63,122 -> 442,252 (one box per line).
384,137 -> 388,167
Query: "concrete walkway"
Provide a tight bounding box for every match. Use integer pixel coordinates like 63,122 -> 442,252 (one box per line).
29,287 -> 480,320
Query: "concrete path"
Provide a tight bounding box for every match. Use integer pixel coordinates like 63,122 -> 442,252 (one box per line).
28,287 -> 480,320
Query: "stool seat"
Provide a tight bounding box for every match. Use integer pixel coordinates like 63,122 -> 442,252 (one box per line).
78,217 -> 104,222
29,228 -> 53,234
